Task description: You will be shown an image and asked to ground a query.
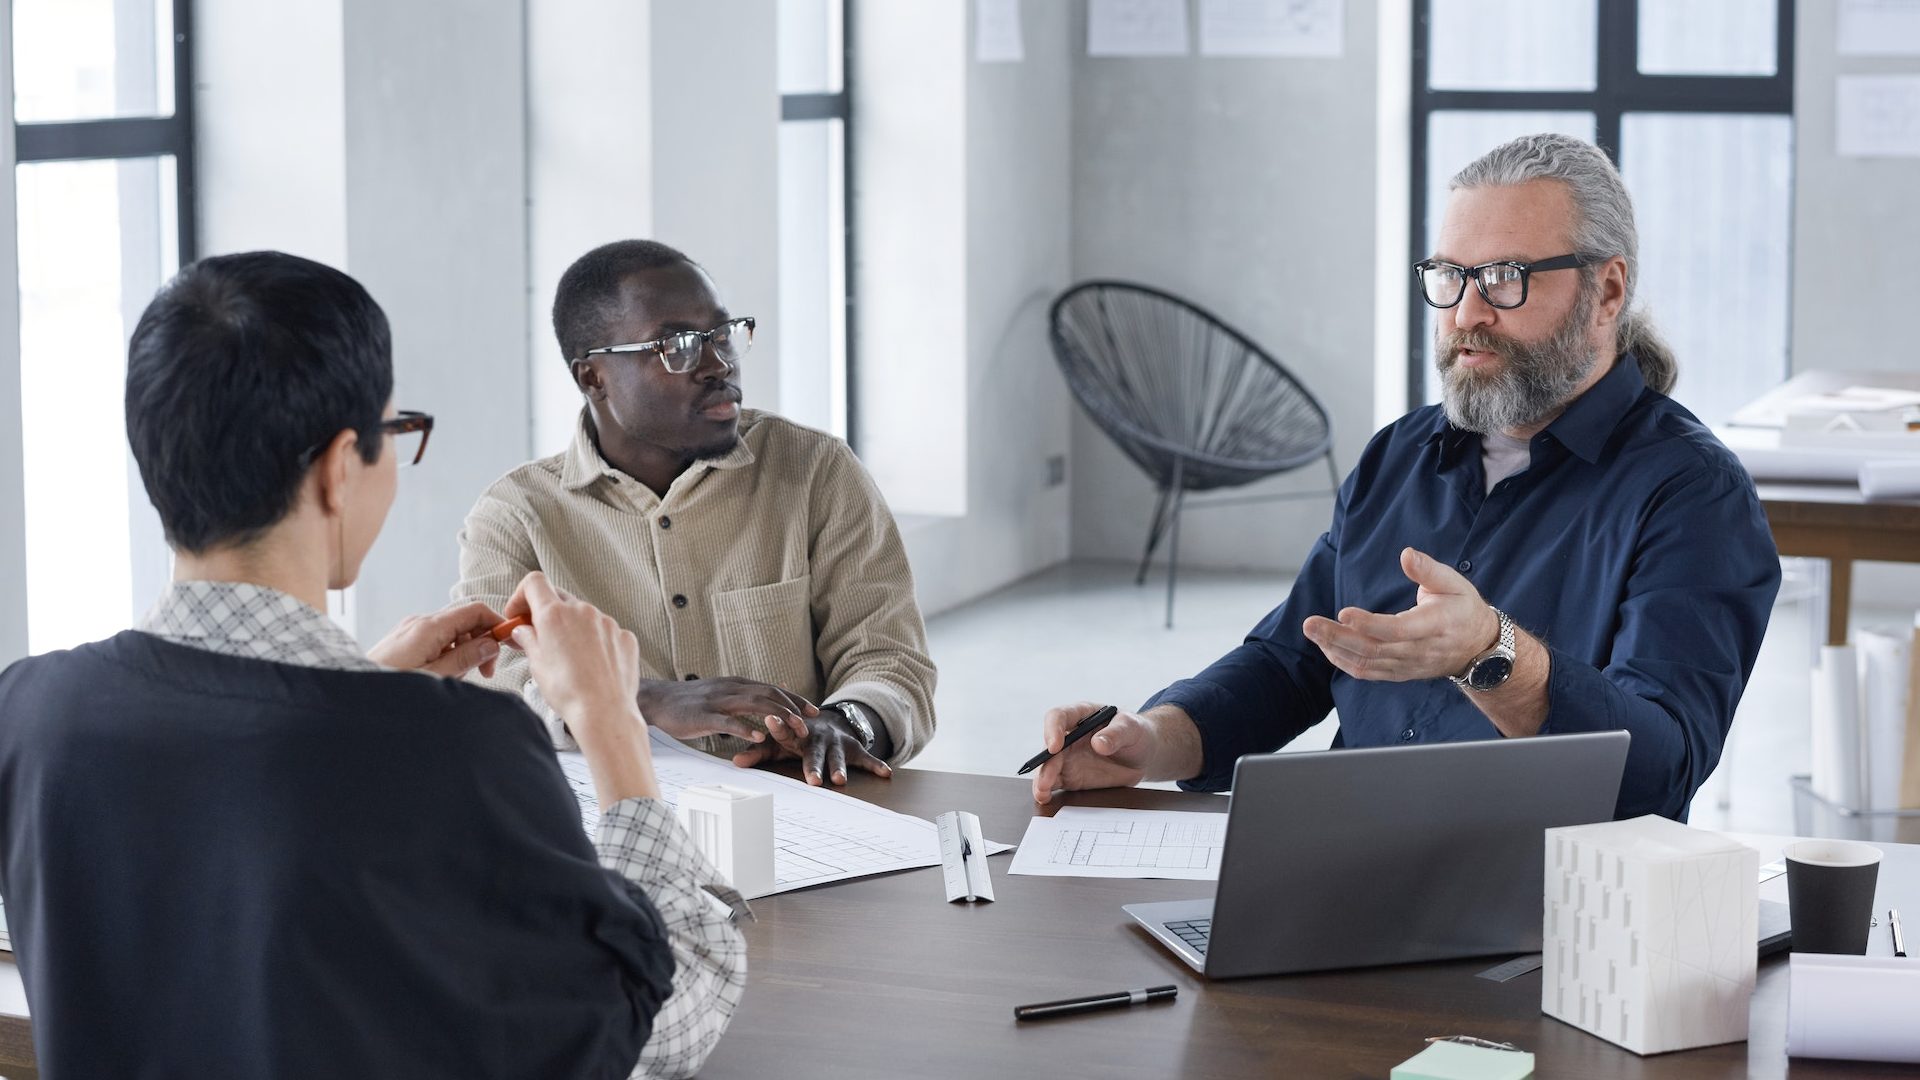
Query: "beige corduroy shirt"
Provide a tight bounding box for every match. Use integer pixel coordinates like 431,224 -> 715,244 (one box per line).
455,407 -> 936,765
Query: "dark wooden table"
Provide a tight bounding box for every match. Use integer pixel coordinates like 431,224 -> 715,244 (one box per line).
700,767 -> 1909,1079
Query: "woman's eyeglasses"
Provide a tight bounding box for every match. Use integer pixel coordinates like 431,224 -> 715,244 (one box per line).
297,410 -> 435,468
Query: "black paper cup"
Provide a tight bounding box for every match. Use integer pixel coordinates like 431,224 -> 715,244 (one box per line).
1784,839 -> 1882,955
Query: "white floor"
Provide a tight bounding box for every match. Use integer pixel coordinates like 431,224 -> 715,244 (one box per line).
918,558 -> 1876,836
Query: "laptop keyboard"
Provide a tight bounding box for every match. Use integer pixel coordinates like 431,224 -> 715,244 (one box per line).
1165,918 -> 1211,955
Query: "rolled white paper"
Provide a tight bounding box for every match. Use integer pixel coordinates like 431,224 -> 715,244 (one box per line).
1811,645 -> 1864,811
1789,954 -> 1920,1063
1859,459 -> 1920,499
1856,629 -> 1912,812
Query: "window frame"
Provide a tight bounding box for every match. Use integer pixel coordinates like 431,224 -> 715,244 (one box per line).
3,0 -> 198,661
778,0 -> 857,448
11,0 -> 197,263
1407,0 -> 1796,407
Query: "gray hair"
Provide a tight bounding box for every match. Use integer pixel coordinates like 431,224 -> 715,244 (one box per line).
1449,133 -> 1676,395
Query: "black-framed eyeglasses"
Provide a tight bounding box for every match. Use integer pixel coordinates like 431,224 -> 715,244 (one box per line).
580,316 -> 756,375
1413,253 -> 1602,310
297,410 -> 435,468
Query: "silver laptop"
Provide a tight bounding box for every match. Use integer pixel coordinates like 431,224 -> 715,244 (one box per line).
1125,731 -> 1630,979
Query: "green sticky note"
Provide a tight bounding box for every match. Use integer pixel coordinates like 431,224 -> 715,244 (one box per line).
1389,1040 -> 1535,1080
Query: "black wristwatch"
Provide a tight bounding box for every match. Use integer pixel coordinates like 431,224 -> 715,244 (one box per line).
827,701 -> 878,750
1450,607 -> 1516,693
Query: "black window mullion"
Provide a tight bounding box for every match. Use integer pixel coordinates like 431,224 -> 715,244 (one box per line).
1407,0 -> 1435,408
173,0 -> 197,263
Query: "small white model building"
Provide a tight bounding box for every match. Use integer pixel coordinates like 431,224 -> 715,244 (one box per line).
676,783 -> 776,898
1541,814 -> 1758,1055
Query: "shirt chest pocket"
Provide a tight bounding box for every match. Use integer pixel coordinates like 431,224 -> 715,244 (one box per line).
711,575 -> 821,702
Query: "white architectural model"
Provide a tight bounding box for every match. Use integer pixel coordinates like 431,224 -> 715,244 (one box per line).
676,783 -> 776,898
1541,815 -> 1758,1055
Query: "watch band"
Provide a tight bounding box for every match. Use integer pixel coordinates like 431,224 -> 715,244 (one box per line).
828,701 -> 877,750
1450,607 -> 1516,692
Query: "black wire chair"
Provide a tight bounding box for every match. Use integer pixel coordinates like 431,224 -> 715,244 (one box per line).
1049,281 -> 1339,627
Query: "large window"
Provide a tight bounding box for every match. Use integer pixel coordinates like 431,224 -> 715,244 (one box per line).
777,0 -> 854,444
1410,0 -> 1795,428
8,0 -> 194,654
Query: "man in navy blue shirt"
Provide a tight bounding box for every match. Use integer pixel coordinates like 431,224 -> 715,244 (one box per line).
1031,133 -> 1779,822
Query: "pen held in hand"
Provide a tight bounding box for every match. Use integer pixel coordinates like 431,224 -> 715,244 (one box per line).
1014,985 -> 1177,1021
1018,705 -> 1119,776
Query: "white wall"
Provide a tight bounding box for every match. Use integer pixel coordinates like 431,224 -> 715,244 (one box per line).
1067,0 -> 1378,576
195,0 -> 532,642
194,0 -> 348,264
1792,10 -> 1920,613
0,17 -> 24,666
527,0 -> 654,454
859,0 -> 1075,615
853,2 -> 970,519
651,0 -> 783,416
339,0 -> 532,641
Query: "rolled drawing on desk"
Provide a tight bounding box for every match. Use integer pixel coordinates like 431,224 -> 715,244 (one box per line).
1789,953 -> 1920,1064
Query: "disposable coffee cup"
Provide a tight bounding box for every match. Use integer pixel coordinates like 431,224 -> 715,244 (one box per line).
1784,839 -> 1882,955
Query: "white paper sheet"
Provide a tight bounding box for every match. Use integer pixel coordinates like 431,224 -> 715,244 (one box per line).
1007,806 -> 1226,880
1839,0 -> 1920,56
1838,75 -> 1920,158
1198,0 -> 1341,57
976,0 -> 1024,63
1789,953 -> 1920,1063
1857,629 -> 1914,811
1811,645 -> 1866,811
559,731 -> 1009,898
1088,0 -> 1190,57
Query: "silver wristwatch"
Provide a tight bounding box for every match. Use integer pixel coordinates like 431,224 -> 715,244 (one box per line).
827,701 -> 877,750
1450,607 -> 1516,693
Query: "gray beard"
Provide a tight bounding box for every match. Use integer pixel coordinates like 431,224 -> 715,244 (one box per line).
1436,287 -> 1599,435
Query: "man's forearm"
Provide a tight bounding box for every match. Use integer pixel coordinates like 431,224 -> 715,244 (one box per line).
1140,704 -> 1206,783
1462,627 -> 1551,737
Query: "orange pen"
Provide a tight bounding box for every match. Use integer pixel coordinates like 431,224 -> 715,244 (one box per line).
488,615 -> 531,643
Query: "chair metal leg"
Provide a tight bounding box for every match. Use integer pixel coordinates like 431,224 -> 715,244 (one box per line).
1135,486 -> 1174,586
1165,460 -> 1186,629
1324,450 -> 1341,493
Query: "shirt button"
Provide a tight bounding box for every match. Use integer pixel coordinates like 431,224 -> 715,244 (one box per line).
1401,728 -> 1416,742
672,594 -> 689,609
1456,559 -> 1472,573
659,515 -> 672,529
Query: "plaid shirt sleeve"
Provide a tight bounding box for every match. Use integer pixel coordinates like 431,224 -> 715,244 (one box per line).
595,797 -> 749,1079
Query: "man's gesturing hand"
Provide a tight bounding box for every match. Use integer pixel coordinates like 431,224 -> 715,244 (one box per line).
1300,547 -> 1500,683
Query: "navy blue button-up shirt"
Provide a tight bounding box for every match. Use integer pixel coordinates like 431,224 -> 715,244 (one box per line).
1147,354 -> 1780,820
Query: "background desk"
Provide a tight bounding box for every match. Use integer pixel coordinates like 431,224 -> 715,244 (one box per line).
1757,481 -> 1920,646
702,768 -> 1917,1080
0,769 -> 1912,1079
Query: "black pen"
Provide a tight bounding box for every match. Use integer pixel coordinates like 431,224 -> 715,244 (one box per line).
1894,908 -> 1907,958
1017,705 -> 1119,776
1014,985 -> 1177,1021
960,837 -> 978,903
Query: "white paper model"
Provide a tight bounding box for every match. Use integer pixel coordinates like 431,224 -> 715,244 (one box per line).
1541,815 -> 1759,1055
676,783 -> 776,898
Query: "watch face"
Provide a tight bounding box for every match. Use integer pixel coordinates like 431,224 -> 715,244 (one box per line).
1468,655 -> 1514,691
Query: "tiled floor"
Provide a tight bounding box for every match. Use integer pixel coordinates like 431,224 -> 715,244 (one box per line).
918,558 -> 1870,835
